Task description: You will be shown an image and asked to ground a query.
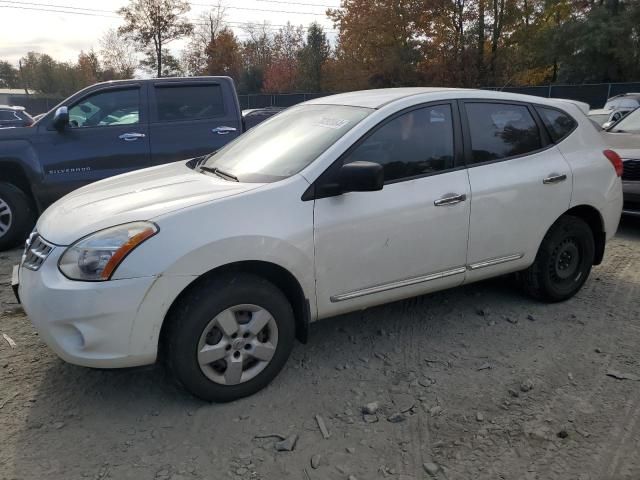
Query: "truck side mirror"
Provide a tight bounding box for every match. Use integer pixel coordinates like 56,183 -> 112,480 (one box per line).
52,106 -> 69,131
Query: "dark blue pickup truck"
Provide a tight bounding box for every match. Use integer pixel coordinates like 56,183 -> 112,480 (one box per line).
0,76 -> 244,250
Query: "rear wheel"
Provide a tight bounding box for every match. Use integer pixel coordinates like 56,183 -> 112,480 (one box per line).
519,216 -> 595,302
0,182 -> 35,251
165,273 -> 295,402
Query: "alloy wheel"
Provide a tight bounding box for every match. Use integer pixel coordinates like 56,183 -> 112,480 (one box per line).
197,304 -> 279,386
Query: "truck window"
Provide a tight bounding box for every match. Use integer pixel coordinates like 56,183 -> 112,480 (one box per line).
155,84 -> 225,122
68,88 -> 140,128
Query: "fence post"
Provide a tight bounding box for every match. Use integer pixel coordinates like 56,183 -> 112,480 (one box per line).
607,83 -> 612,101
548,84 -> 552,98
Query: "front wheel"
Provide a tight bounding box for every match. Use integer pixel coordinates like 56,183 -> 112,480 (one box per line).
0,182 -> 36,251
518,216 -> 595,302
165,273 -> 295,402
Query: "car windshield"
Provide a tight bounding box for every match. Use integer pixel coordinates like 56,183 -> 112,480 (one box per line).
202,104 -> 373,182
610,107 -> 640,133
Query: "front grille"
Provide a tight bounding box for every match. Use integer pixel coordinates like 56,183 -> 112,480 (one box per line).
22,232 -> 54,271
622,159 -> 640,181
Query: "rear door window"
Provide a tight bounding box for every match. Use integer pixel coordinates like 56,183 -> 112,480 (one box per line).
154,84 -> 225,122
464,103 -> 542,164
536,107 -> 577,143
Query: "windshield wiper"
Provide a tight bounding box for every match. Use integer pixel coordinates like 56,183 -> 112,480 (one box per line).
199,165 -> 239,182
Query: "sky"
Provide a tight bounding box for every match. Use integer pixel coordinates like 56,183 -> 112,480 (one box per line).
0,0 -> 339,65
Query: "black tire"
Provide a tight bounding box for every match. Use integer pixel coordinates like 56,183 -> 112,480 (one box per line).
518,215 -> 595,302
165,273 -> 296,402
0,182 -> 36,251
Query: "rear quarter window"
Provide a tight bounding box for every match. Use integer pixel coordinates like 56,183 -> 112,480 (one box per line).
536,107 -> 577,143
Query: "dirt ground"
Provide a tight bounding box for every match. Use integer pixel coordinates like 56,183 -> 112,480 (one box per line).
1,219 -> 640,480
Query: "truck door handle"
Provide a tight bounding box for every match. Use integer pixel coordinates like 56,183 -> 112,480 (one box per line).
543,173 -> 567,184
212,126 -> 237,135
119,132 -> 146,142
434,193 -> 466,206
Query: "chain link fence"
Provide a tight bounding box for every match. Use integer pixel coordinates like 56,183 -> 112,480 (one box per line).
6,82 -> 640,115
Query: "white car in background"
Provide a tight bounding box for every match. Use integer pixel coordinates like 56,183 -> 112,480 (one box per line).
589,107 -> 634,129
14,88 -> 623,402
589,93 -> 640,129
600,107 -> 640,216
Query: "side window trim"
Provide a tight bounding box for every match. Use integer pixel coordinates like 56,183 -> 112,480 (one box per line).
459,99 -> 553,168
533,104 -> 578,144
305,101 -> 463,200
150,82 -> 227,124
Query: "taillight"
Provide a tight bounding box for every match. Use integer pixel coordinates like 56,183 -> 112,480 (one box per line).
604,149 -> 623,177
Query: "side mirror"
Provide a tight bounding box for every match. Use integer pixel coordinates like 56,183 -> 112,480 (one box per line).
338,161 -> 384,193
602,121 -> 613,130
52,106 -> 69,130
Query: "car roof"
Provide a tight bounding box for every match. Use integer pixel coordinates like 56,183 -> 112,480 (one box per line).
304,88 -> 465,108
608,92 -> 640,99
304,87 -> 585,112
554,98 -> 590,114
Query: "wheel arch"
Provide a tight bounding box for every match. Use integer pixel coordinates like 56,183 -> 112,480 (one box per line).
562,204 -> 606,265
0,161 -> 37,209
159,260 -> 311,357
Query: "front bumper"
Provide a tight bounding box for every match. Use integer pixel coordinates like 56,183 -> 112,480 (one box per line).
18,246 -> 158,368
622,180 -> 640,216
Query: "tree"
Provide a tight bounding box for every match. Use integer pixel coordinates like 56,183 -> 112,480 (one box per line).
297,23 -> 330,91
99,28 -> 138,79
118,0 -> 193,78
0,61 -> 19,88
205,27 -> 242,80
77,50 -> 101,86
141,50 -> 184,77
328,0 -> 422,89
555,0 -> 640,82
239,22 -> 274,93
263,22 -> 304,93
183,3 -> 227,75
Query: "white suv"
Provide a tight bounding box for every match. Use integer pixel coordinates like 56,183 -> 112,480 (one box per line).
14,88 -> 623,402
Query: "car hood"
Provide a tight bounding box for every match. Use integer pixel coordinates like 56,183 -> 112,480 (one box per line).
600,131 -> 640,160
37,161 -> 265,245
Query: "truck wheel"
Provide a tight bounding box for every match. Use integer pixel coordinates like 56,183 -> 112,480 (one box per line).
518,216 -> 595,302
165,273 -> 296,402
0,182 -> 36,251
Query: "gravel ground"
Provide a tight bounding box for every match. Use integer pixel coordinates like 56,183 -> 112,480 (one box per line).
1,218 -> 640,480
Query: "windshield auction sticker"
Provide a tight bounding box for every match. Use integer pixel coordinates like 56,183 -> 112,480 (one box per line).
314,117 -> 350,129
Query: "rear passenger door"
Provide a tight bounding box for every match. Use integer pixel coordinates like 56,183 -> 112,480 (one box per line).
461,101 -> 574,283
149,80 -> 242,165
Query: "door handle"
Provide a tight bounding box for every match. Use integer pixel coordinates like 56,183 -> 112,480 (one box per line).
543,173 -> 567,184
119,132 -> 146,142
212,126 -> 237,135
434,193 -> 467,206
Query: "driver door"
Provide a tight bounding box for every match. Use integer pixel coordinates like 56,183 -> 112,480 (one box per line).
33,84 -> 151,209
313,103 -> 471,318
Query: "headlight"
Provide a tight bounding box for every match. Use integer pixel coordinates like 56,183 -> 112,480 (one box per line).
58,222 -> 158,281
